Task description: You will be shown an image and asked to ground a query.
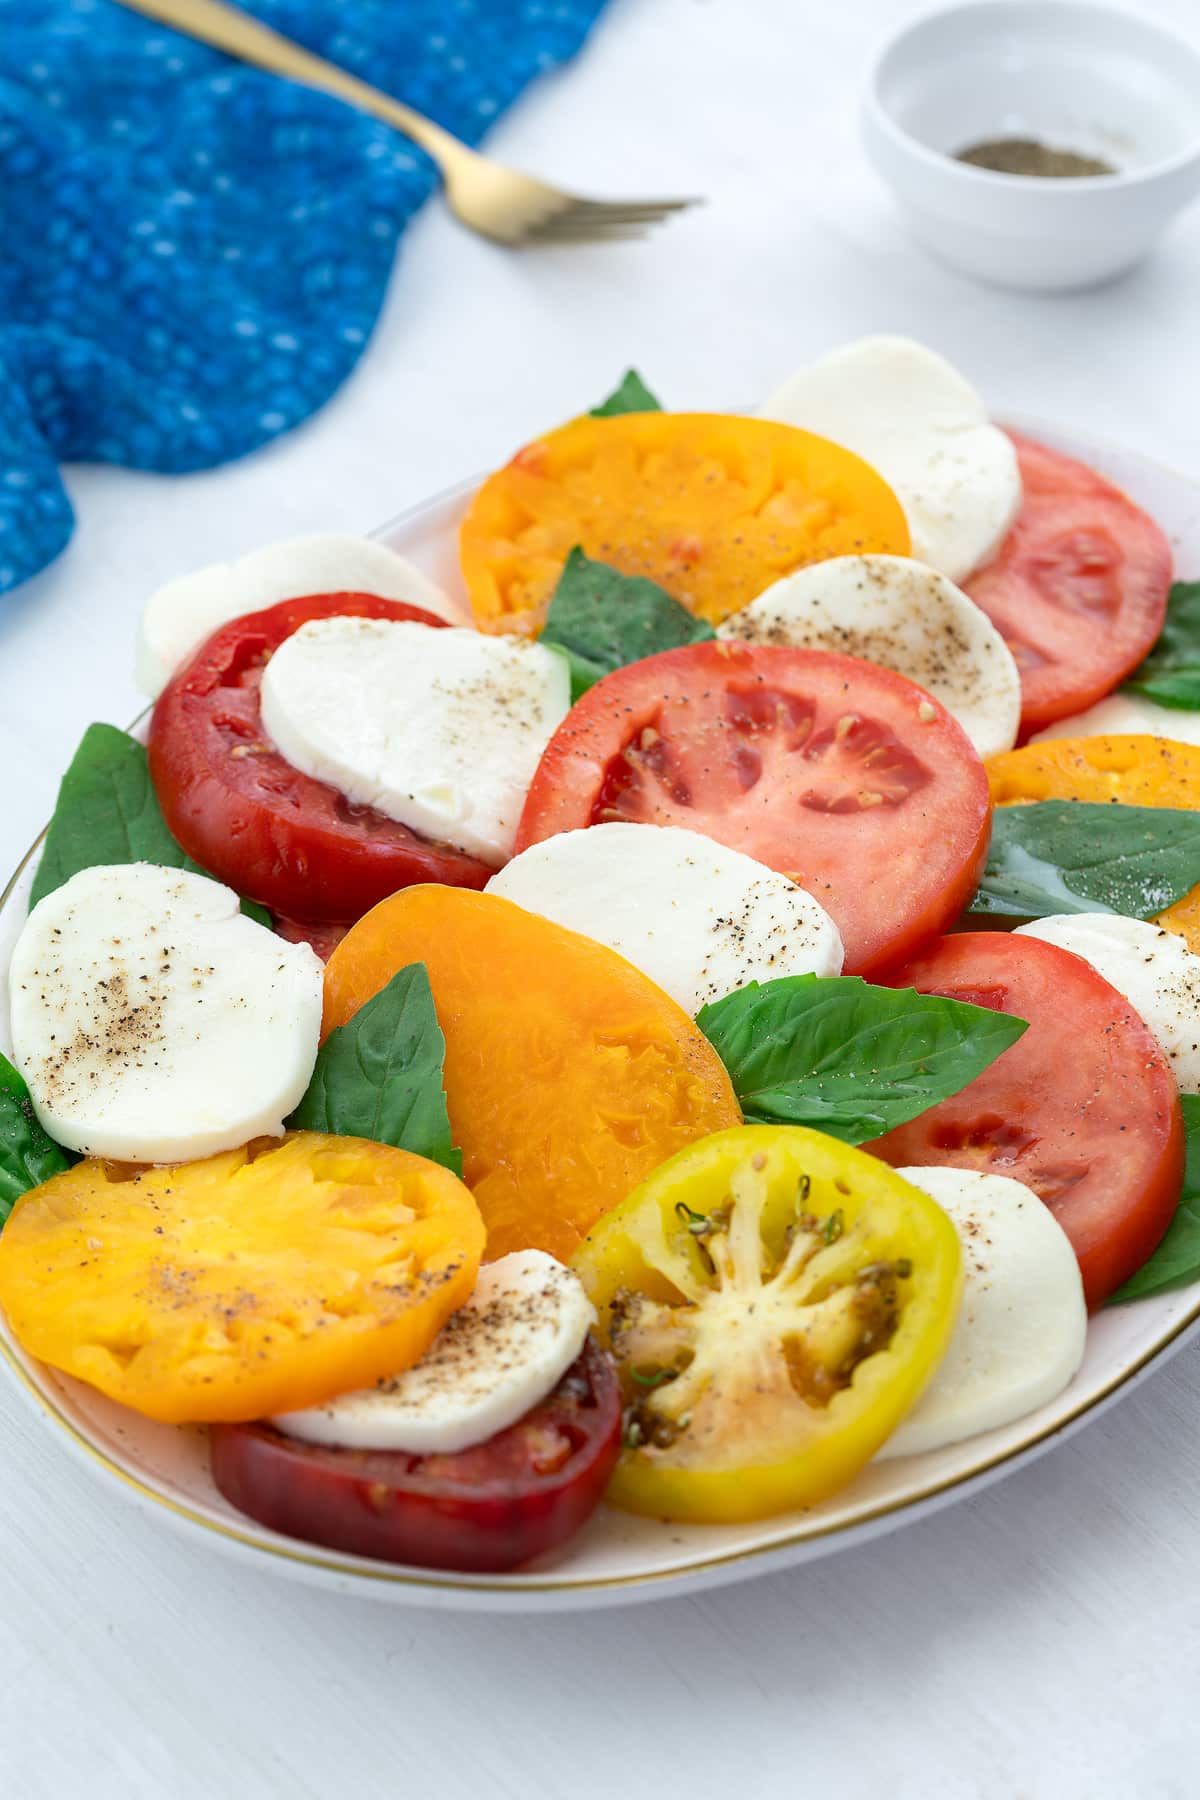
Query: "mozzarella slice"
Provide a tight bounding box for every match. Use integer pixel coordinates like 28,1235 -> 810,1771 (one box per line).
136,533 -> 462,698
718,554 -> 1020,759
273,1251 -> 595,1454
9,864 -> 323,1163
1031,692 -> 1200,748
760,336 -> 1022,583
878,1167 -> 1087,1460
260,617 -> 570,865
486,823 -> 844,1013
1015,914 -> 1200,1093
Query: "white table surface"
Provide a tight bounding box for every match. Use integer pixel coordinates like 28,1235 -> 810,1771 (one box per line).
5,0 -> 1200,1793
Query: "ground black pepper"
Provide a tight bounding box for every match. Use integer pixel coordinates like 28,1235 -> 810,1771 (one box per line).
955,137 -> 1116,178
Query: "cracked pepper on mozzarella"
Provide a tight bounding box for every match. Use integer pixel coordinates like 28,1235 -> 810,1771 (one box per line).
718,554 -> 1021,760
1015,914 -> 1200,1094
486,823 -> 844,1014
9,864 -> 323,1163
136,532 -> 463,698
260,616 -> 571,865
878,1168 -> 1087,1460
1031,693 -> 1200,748
760,336 -> 1022,583
273,1251 -> 595,1453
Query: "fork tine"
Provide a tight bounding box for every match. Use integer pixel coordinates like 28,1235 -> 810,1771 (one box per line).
551,208 -> 688,227
526,212 -> 655,237
529,219 -> 655,240
553,199 -> 699,223
526,202 -> 691,242
565,195 -> 700,210
578,197 -> 699,213
528,224 -> 653,245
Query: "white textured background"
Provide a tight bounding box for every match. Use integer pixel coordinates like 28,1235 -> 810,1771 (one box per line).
3,1 -> 1200,1793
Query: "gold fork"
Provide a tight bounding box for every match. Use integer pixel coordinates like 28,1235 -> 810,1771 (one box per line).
115,0 -> 698,244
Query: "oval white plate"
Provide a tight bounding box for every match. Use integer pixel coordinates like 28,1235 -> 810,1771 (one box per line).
3,417 -> 1200,1612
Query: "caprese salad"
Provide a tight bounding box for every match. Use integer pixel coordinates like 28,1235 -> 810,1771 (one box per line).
3,335 -> 1200,1574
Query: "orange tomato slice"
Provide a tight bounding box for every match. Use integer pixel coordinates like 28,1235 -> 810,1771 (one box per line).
986,734 -> 1200,950
459,412 -> 911,636
0,1133 -> 484,1424
322,888 -> 743,1262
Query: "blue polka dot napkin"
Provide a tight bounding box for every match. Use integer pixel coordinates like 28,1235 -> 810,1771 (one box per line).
0,0 -> 610,594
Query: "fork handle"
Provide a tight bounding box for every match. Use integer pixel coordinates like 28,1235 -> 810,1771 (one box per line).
115,0 -> 464,167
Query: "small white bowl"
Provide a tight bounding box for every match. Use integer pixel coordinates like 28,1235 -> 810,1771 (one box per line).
861,0 -> 1200,290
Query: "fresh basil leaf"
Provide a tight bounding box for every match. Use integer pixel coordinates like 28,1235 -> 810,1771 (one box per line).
971,802 -> 1200,921
696,974 -> 1027,1143
1125,670 -> 1200,711
1124,580 -> 1200,711
288,963 -> 461,1176
31,723 -> 194,903
31,723 -> 271,927
541,549 -> 715,696
1110,1095 -> 1200,1302
590,369 -> 662,417
0,1053 -> 75,1225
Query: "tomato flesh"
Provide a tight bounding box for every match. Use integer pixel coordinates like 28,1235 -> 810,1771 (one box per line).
149,593 -> 493,924
0,1133 -> 484,1424
870,933 -> 1184,1309
210,1337 -> 621,1572
321,886 -> 741,1264
965,434 -> 1173,738
571,1125 -> 962,1523
274,916 -> 349,963
459,410 -> 911,636
516,642 -> 992,976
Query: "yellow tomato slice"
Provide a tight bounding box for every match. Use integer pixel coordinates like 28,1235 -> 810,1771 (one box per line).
986,734 -> 1200,951
459,412 -> 911,636
322,888 -> 741,1264
572,1125 -> 961,1524
0,1133 -> 484,1424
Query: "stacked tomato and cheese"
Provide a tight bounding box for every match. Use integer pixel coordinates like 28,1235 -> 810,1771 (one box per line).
0,334 -> 1193,1568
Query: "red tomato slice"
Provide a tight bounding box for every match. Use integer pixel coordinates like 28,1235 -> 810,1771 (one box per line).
149,593 -> 493,924
870,933 -> 1184,1309
210,1337 -> 621,1573
516,643 -> 992,977
273,917 -> 349,963
965,433 -> 1173,739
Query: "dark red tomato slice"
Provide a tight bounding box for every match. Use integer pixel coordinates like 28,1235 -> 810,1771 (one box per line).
965,433 -> 1173,739
149,592 -> 493,923
209,1337 -> 621,1573
870,933 -> 1184,1309
273,916 -> 349,963
516,642 -> 992,977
